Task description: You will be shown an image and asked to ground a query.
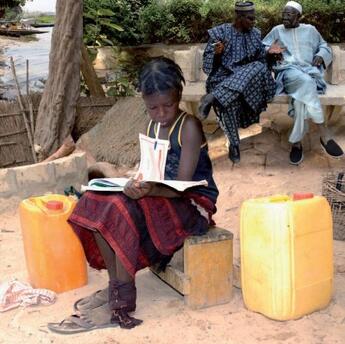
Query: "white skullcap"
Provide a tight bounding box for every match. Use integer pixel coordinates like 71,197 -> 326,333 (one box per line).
285,1 -> 302,14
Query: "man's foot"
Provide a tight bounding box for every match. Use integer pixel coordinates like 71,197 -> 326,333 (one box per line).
198,93 -> 214,120
320,138 -> 344,158
289,144 -> 303,165
228,145 -> 240,164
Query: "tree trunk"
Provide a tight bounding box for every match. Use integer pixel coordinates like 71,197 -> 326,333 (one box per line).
81,44 -> 105,97
34,0 -> 83,160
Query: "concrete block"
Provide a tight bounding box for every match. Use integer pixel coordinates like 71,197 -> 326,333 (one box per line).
196,49 -> 207,81
73,152 -> 88,171
0,168 -> 17,197
146,46 -> 175,61
54,154 -> 78,178
74,152 -> 88,185
14,161 -> 56,198
54,153 -> 88,193
93,46 -> 117,70
174,48 -> 197,82
199,70 -> 208,82
55,153 -> 87,181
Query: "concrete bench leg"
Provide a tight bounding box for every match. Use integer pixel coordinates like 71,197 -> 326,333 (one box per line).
151,227 -> 233,309
324,105 -> 335,127
324,105 -> 342,126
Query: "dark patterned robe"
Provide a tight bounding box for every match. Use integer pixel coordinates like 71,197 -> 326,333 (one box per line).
203,23 -> 275,146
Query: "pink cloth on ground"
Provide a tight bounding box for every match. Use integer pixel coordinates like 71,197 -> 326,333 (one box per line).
0,280 -> 56,312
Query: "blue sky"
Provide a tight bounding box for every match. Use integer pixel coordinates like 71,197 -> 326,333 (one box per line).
23,0 -> 56,13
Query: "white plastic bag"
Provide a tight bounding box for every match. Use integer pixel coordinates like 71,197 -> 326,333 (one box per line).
136,123 -> 170,181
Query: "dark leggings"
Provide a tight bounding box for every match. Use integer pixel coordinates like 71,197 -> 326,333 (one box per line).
93,232 -> 133,283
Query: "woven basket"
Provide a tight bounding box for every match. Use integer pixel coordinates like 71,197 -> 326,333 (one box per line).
322,172 -> 345,240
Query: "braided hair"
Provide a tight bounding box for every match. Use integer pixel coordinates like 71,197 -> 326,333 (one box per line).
138,57 -> 185,96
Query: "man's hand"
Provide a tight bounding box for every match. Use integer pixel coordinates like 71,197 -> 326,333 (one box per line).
123,179 -> 153,200
267,40 -> 285,61
312,56 -> 324,67
213,41 -> 224,55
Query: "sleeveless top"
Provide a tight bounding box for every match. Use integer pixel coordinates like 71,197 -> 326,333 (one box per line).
147,112 -> 219,203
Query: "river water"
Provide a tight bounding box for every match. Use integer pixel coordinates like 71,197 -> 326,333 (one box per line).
0,27 -> 52,99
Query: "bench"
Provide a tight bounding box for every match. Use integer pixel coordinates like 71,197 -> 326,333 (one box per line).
151,227 -> 233,309
174,45 -> 345,122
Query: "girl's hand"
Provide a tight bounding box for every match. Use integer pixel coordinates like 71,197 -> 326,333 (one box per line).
123,179 -> 153,199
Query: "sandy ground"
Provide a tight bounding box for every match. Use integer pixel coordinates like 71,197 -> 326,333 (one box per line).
1,112 -> 345,344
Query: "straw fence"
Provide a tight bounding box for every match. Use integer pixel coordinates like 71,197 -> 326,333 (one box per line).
0,95 -> 117,168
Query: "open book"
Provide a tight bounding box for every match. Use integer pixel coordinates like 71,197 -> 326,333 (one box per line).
81,178 -> 208,193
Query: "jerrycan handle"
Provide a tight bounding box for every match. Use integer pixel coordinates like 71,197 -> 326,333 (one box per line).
268,195 -> 290,203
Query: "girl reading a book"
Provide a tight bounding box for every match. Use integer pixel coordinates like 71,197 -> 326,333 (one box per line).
48,57 -> 218,334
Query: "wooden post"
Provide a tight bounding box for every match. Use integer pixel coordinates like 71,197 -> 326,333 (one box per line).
10,57 -> 37,163
26,59 -> 35,134
81,44 -> 105,97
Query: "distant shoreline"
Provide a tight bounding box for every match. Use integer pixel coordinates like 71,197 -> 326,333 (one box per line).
22,13 -> 55,25
0,31 -> 50,100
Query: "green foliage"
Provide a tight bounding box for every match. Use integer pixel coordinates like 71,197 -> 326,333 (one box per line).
3,6 -> 22,20
139,0 -> 208,43
1,0 -> 26,8
106,74 -> 136,97
83,6 -> 123,47
83,0 -> 344,44
105,49 -> 150,96
84,0 -> 150,46
138,0 -> 345,44
35,15 -> 55,24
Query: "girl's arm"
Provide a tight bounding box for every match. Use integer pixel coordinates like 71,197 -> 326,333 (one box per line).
176,115 -> 203,180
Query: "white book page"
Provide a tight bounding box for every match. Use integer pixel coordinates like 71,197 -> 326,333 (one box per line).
81,178 -> 207,193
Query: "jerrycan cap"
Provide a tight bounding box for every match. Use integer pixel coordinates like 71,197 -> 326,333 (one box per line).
45,200 -> 64,210
292,193 -> 314,201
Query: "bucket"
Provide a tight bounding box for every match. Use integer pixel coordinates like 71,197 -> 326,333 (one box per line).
240,194 -> 333,320
19,194 -> 87,293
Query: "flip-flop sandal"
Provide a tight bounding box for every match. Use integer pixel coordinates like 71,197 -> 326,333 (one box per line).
73,288 -> 108,312
47,315 -> 118,334
48,303 -> 114,335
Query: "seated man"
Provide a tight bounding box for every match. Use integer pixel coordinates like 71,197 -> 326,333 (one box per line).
199,1 -> 275,164
263,1 -> 344,164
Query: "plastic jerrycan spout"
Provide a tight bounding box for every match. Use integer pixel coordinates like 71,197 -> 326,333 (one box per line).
29,197 -> 65,214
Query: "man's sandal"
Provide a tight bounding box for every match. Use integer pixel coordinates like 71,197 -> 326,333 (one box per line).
73,288 -> 108,312
48,303 -> 114,335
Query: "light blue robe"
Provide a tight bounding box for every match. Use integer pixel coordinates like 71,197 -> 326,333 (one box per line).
263,24 -> 333,143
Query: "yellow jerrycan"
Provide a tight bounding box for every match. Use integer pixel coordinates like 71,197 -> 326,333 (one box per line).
19,194 -> 87,293
240,194 -> 333,320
